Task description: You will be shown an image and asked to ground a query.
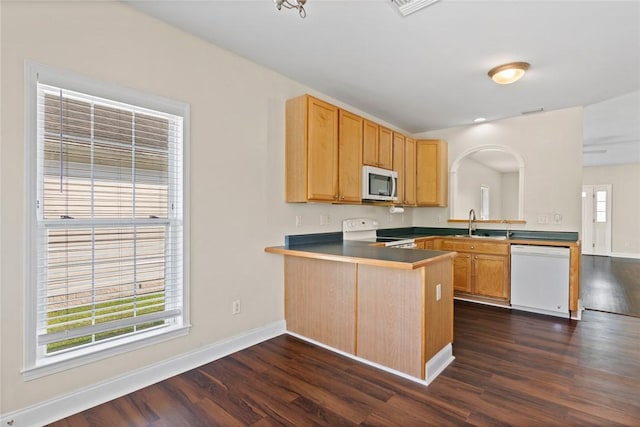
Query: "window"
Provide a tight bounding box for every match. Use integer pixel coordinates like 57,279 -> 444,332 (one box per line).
480,185 -> 490,220
596,190 -> 607,223
25,64 -> 189,377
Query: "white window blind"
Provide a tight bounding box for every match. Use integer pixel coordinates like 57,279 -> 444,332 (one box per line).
34,82 -> 185,356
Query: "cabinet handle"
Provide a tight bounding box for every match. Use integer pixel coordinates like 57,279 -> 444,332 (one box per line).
334,195 -> 339,200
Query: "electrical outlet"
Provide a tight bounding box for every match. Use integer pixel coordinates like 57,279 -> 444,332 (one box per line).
320,215 -> 329,225
295,215 -> 302,227
537,215 -> 549,224
232,300 -> 241,315
436,284 -> 442,301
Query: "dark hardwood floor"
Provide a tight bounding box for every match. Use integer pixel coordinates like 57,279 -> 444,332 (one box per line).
581,255 -> 640,317
49,301 -> 640,426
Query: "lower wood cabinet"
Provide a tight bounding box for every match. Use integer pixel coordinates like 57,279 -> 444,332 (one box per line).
435,238 -> 510,302
474,254 -> 509,300
415,238 -> 434,250
452,252 -> 472,293
283,254 -> 454,381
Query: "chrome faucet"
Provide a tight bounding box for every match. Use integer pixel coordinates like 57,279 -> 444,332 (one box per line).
468,209 -> 477,237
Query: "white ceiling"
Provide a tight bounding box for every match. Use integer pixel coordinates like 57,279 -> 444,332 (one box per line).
125,0 -> 640,166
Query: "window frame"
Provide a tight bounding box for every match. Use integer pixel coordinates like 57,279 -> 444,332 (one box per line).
24,62 -> 191,380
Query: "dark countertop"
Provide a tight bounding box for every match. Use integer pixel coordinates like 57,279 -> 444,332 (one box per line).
267,227 -> 580,270
265,240 -> 456,270
377,227 -> 579,242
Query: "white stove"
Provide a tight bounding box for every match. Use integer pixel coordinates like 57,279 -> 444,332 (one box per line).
342,218 -> 416,248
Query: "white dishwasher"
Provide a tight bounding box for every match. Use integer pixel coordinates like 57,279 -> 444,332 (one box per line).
510,245 -> 570,318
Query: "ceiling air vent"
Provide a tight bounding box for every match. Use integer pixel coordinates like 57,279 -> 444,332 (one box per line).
391,0 -> 441,17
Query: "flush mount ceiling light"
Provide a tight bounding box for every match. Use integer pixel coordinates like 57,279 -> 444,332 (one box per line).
488,62 -> 530,85
391,0 -> 441,17
274,0 -> 307,18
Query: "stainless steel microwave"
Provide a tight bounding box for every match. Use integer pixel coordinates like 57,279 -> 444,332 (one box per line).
362,165 -> 398,201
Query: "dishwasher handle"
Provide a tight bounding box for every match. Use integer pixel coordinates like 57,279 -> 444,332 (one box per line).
511,245 -> 570,257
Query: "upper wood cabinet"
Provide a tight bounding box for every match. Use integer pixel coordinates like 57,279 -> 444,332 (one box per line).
392,133 -> 418,206
378,127 -> 393,170
285,94 -> 447,206
363,120 -> 393,170
404,137 -> 416,206
362,120 -> 379,166
416,139 -> 448,207
285,94 -> 362,203
338,110 -> 364,203
392,132 -> 405,204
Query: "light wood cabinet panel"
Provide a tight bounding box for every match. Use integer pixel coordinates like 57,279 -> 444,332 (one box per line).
416,139 -> 448,207
439,239 -> 509,255
415,238 -> 434,250
474,254 -> 509,300
363,120 -> 393,170
424,257 -> 454,363
338,110 -> 364,202
307,97 -> 340,201
362,119 -> 379,166
439,238 -> 509,301
357,265 -> 424,378
284,256 -> 356,354
286,95 -> 339,202
285,94 -> 362,203
378,126 -> 393,170
453,253 -> 472,293
392,132 -> 405,204
280,254 -> 455,382
404,137 -> 417,205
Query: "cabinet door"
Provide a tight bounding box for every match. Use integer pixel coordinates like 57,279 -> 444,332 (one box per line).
416,139 -> 448,207
362,119 -> 379,166
474,254 -> 509,300
338,110 -> 363,203
378,126 -> 393,170
392,132 -> 405,204
404,137 -> 416,205
453,253 -> 472,293
307,97 -> 339,201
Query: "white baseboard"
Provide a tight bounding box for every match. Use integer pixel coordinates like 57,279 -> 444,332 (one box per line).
610,252 -> 640,260
0,320 -> 286,427
287,331 -> 453,387
424,343 -> 454,386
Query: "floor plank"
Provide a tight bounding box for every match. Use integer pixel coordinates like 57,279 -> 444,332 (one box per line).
581,255 -> 640,317
48,302 -> 640,426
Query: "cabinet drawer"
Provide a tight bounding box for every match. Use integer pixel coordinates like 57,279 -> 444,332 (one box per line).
440,239 -> 509,255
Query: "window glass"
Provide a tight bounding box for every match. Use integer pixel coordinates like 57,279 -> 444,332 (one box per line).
27,69 -> 188,375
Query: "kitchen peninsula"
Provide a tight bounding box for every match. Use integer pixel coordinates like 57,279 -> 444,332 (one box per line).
265,237 -> 457,385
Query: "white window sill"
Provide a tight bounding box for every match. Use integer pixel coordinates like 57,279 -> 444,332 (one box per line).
23,325 -> 191,381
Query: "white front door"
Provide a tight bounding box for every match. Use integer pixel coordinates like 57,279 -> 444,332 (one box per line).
581,184 -> 612,256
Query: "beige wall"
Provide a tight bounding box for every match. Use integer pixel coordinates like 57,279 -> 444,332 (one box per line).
0,1 -> 411,414
0,0 -> 588,416
455,158 -> 504,219
413,108 -> 584,232
583,163 -> 640,256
